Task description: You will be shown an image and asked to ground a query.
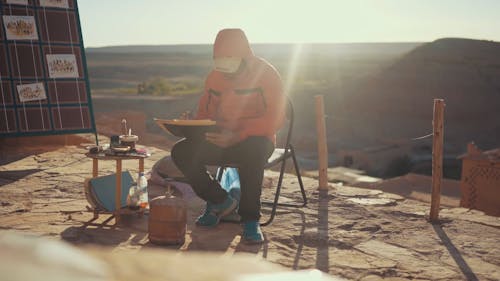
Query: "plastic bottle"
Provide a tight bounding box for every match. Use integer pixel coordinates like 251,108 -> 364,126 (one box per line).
127,184 -> 140,210
138,172 -> 149,209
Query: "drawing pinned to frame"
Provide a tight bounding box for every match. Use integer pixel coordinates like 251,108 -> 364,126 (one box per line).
39,0 -> 69,8
46,54 -> 79,78
6,0 -> 28,5
3,16 -> 38,40
17,82 -> 47,103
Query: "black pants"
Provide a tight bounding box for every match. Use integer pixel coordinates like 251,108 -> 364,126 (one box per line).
171,136 -> 274,222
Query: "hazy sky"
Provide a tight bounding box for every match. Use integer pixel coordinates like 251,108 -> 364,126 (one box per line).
78,0 -> 500,47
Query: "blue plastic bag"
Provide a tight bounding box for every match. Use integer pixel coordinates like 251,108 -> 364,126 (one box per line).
219,167 -> 241,202
219,167 -> 241,222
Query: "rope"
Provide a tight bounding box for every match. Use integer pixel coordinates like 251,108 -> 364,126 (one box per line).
323,112 -> 435,151
363,132 -> 434,153
411,132 -> 433,141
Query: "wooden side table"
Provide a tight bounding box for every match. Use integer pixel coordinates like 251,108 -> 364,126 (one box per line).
85,152 -> 148,225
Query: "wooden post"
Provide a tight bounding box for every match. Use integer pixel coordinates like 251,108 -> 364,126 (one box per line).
139,158 -> 144,173
430,99 -> 445,222
315,95 -> 329,190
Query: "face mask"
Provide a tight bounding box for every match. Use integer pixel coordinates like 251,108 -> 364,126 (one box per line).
213,57 -> 242,73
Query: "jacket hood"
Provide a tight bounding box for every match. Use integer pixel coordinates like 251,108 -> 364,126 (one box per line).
213,29 -> 254,59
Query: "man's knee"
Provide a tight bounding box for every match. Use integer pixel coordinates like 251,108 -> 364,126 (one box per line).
171,139 -> 191,167
242,137 -> 274,164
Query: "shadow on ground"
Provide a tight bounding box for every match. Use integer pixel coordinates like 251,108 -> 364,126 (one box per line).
433,223 -> 479,281
0,169 -> 43,187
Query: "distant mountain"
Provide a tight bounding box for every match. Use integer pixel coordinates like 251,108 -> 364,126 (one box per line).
86,42 -> 422,57
342,38 -> 500,151
86,44 -> 212,54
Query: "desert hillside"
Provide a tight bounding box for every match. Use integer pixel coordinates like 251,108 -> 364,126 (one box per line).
341,38 -> 500,149
87,39 -> 500,178
292,38 -> 500,177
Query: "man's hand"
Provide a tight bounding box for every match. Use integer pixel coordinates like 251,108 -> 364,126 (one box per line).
179,111 -> 192,120
205,130 -> 239,148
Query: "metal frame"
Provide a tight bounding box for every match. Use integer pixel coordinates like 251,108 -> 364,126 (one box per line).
0,0 -> 98,144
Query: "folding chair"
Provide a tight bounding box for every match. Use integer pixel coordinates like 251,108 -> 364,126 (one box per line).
217,96 -> 307,226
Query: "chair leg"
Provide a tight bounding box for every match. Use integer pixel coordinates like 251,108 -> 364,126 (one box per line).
261,154 -> 287,226
261,147 -> 308,226
214,151 -> 307,226
291,145 -> 307,207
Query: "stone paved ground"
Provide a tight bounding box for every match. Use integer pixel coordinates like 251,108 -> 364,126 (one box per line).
1,142 -> 499,281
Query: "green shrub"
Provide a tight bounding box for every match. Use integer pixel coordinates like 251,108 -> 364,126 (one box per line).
137,77 -> 202,96
138,77 -> 171,95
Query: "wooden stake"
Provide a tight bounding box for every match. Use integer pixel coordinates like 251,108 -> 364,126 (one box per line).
315,95 -> 329,190
430,99 -> 445,221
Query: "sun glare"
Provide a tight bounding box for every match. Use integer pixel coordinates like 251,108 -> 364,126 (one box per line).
284,44 -> 303,95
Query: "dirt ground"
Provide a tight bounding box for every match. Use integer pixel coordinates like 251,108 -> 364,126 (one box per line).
1,135 -> 499,281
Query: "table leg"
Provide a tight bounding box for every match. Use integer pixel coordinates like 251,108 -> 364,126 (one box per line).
115,159 -> 122,225
92,158 -> 98,178
92,159 -> 100,221
139,158 -> 144,173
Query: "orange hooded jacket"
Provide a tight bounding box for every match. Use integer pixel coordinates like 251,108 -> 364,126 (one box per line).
196,29 -> 286,144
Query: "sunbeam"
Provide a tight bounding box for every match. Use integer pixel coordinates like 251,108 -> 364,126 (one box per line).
284,44 -> 304,95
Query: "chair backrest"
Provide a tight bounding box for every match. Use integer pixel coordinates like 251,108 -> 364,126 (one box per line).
277,96 -> 295,150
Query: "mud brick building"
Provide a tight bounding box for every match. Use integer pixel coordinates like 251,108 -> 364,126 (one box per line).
460,142 -> 500,216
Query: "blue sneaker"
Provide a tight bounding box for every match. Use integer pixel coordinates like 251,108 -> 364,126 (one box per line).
220,210 -> 241,223
242,221 -> 264,244
221,188 -> 241,223
196,195 -> 237,227
195,202 -> 219,227
211,195 -> 237,218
